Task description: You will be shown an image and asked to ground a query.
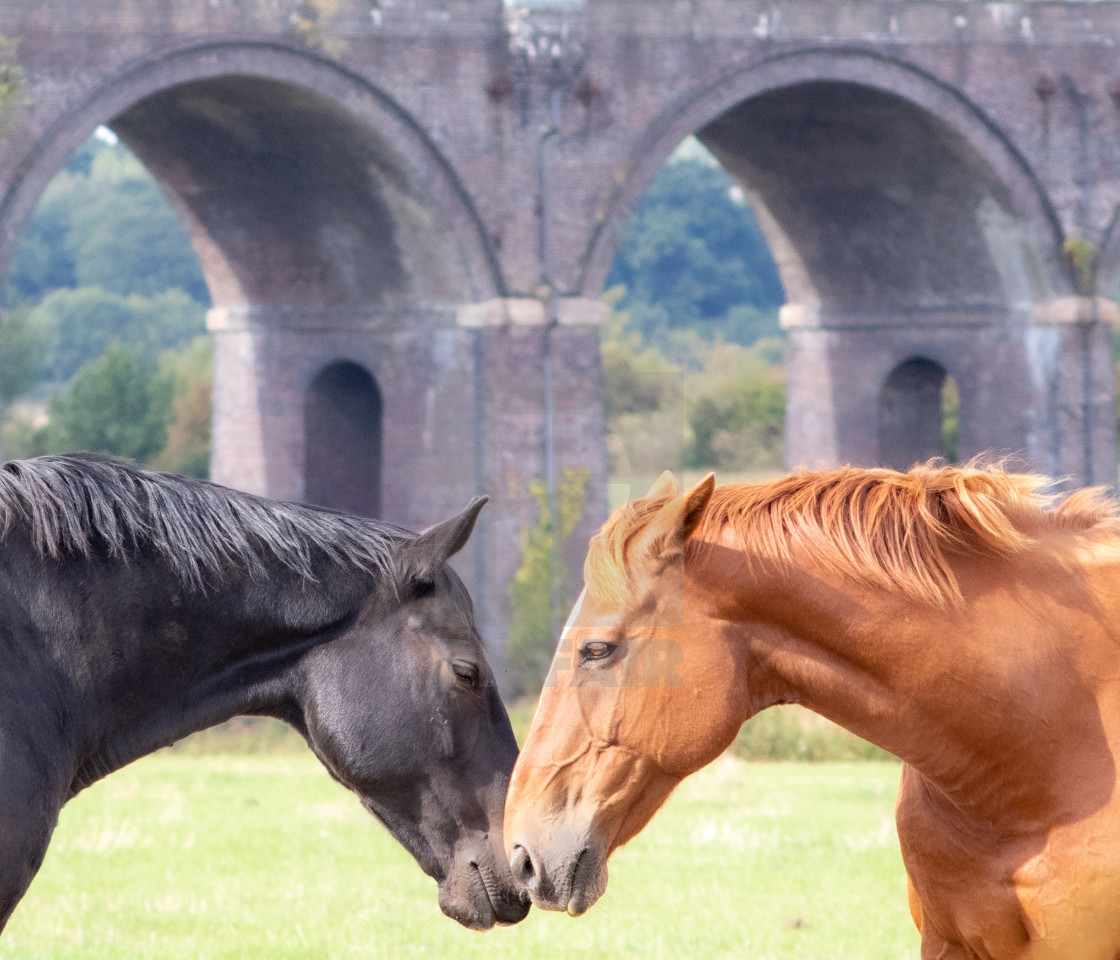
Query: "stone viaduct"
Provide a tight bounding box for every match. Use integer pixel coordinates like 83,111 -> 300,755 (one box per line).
1,0 -> 1120,653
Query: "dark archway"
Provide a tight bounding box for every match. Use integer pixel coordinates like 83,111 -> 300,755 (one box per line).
878,357 -> 956,469
304,361 -> 382,517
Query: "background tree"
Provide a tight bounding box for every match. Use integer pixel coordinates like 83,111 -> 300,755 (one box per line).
0,131 -> 212,472
151,337 -> 213,478
43,341 -> 172,462
505,469 -> 588,698
606,153 -> 784,351
31,286 -> 205,383
4,138 -> 208,306
0,305 -> 46,459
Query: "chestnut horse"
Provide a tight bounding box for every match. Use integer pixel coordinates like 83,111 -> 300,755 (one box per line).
505,464 -> 1120,959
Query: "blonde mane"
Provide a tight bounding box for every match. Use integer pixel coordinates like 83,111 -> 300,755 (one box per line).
585,462 -> 1116,606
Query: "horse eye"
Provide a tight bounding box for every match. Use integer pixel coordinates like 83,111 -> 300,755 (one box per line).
451,660 -> 480,688
580,641 -> 617,663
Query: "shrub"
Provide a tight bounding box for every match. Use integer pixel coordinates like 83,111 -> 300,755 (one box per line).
505,468 -> 588,699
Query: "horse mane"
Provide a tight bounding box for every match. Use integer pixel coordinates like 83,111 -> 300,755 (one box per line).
587,461 -> 1117,606
0,454 -> 410,590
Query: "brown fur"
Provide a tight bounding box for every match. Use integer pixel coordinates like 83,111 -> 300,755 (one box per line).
586,461 -> 1115,607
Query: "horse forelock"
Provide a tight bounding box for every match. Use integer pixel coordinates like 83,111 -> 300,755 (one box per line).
0,454 -> 410,590
586,461 -> 1116,607
583,496 -> 675,609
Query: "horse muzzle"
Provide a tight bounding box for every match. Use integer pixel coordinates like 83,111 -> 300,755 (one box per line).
508,833 -> 608,916
439,841 -> 531,930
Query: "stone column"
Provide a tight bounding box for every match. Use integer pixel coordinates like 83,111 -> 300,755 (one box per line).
207,306 -> 304,501
459,297 -> 609,660
1028,297 -> 1119,490
781,300 -> 1099,480
210,297 -> 609,669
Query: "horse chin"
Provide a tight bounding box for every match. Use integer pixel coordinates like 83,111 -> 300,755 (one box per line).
564,848 -> 608,916
438,848 -> 532,930
438,881 -> 497,930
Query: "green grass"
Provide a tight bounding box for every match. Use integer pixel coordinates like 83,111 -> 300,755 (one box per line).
0,752 -> 919,960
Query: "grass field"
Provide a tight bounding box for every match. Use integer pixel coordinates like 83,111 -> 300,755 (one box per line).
0,750 -> 919,960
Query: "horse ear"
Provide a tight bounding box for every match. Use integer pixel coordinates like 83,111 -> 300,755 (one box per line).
636,473 -> 715,562
403,496 -> 488,581
681,473 -> 716,537
644,470 -> 680,499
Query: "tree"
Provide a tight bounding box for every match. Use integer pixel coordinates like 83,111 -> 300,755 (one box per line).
0,305 -> 44,406
683,340 -> 786,471
68,145 -> 208,301
30,286 -> 206,383
505,469 -> 588,699
0,305 -> 46,460
606,154 -> 784,349
44,341 -> 172,462
4,134 -> 209,307
151,337 -> 212,478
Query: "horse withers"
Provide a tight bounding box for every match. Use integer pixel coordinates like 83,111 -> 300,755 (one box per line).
506,464 -> 1120,959
0,454 -> 528,935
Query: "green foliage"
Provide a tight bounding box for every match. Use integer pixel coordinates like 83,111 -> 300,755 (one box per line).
607,154 -> 783,350
0,132 -> 213,473
602,151 -> 790,473
7,337 -> 212,472
506,468 -> 588,699
5,136 -> 208,306
151,337 -> 213,478
731,705 -> 893,762
683,339 -> 786,471
43,341 -> 173,462
599,290 -> 680,420
1062,235 -> 1097,297
941,376 -> 959,464
30,286 -> 206,383
0,305 -> 45,405
602,301 -> 786,475
291,0 -> 348,57
0,36 -> 25,134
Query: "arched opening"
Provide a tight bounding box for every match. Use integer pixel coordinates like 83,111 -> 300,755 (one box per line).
304,361 -> 382,517
878,357 -> 958,469
0,48 -> 500,502
599,139 -> 787,484
699,80 -> 1036,314
0,127 -> 212,473
592,73 -> 1044,478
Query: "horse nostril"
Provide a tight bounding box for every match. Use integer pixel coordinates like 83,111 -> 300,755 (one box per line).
510,843 -> 537,889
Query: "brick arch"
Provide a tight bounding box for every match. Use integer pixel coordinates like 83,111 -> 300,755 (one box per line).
579,47 -> 1064,310
0,41 -> 503,312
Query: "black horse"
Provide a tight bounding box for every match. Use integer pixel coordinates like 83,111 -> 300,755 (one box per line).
0,454 -> 528,934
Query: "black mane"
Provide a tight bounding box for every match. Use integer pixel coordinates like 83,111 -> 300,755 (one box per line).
0,454 -> 408,589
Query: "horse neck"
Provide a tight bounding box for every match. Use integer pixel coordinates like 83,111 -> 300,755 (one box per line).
688,533 -> 1057,798
67,556 -> 380,793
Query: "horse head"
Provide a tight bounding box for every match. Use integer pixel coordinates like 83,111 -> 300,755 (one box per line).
503,472 -> 749,916
295,498 -> 529,929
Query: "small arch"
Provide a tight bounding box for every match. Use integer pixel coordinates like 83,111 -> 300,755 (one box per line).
304,361 -> 382,517
878,357 -> 958,469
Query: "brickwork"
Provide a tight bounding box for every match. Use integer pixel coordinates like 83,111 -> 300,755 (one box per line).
2,0 -> 1120,653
